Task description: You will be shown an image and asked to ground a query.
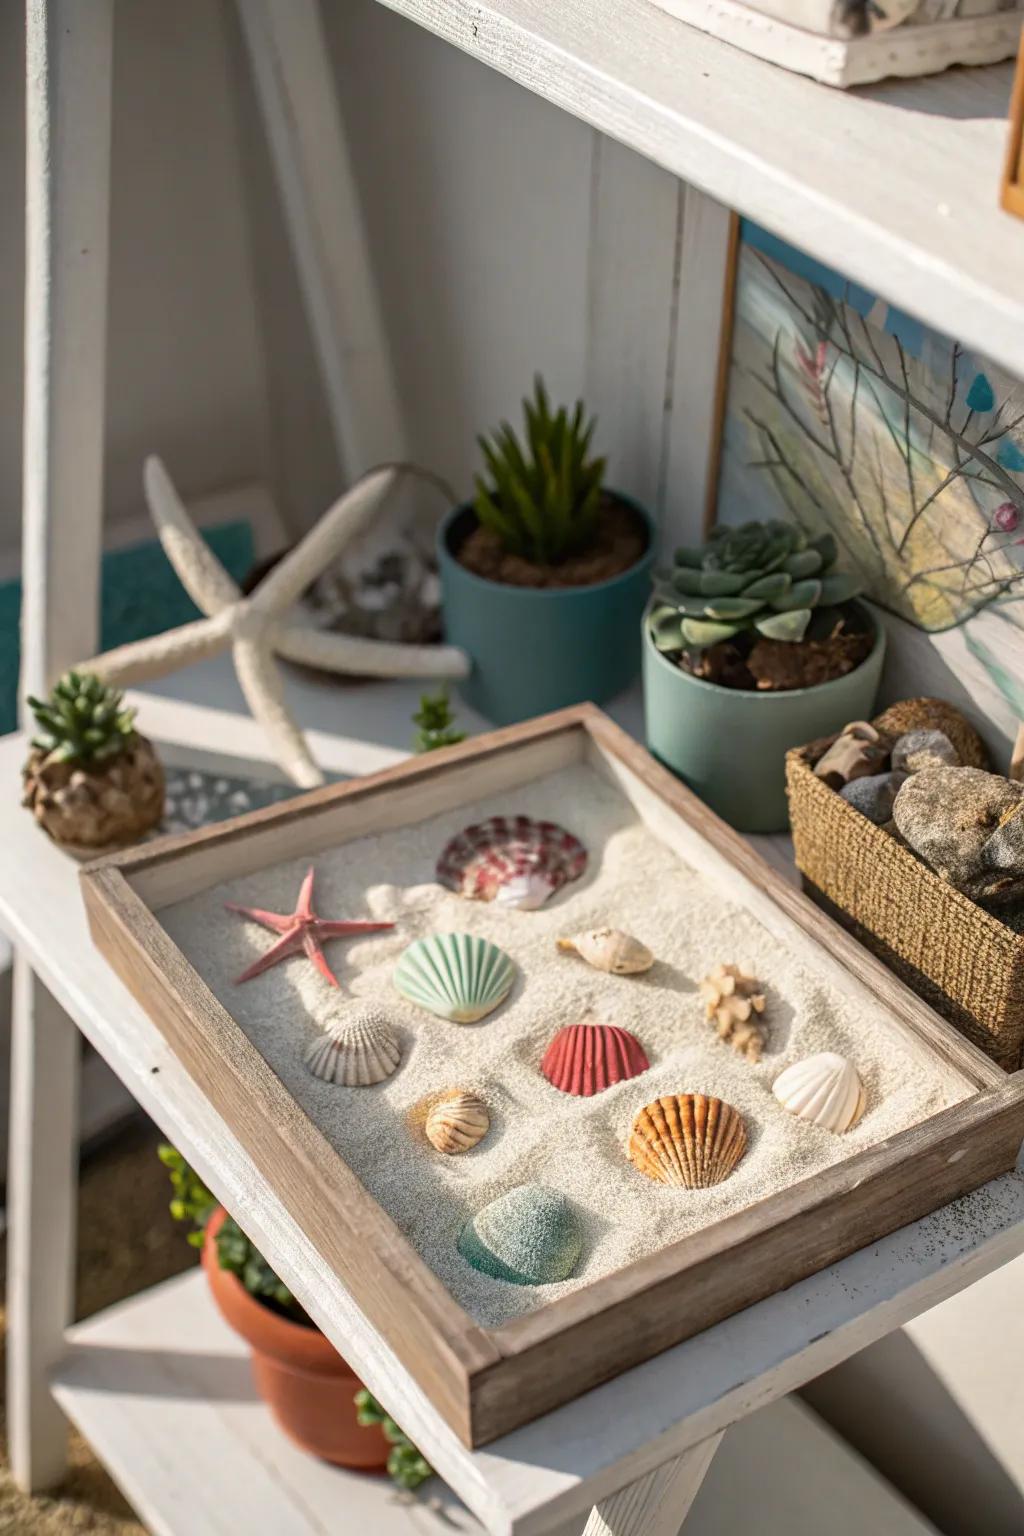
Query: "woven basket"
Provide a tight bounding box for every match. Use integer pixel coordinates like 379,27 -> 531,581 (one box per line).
786,698 -> 1024,1070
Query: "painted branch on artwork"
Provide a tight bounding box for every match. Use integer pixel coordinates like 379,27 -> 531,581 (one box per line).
719,242 -> 1024,638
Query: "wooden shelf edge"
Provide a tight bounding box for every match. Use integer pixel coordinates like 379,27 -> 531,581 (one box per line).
52,1269 -> 481,1536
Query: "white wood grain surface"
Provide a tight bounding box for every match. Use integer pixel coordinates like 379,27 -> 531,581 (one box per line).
15,0 -> 115,1493
367,0 -> 1024,380
237,0 -> 408,477
582,1438 -> 722,1536
650,0 -> 1022,87
53,1270 -> 482,1536
584,135 -> 680,521
0,723 -> 1023,1532
51,1271 -> 942,1536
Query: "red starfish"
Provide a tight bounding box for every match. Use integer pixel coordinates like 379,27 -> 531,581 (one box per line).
225,867 -> 394,987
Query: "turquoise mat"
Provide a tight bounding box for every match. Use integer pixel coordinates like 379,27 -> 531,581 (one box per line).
0,521 -> 255,734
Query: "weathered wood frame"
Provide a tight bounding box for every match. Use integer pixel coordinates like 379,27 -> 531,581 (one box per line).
80,704 -> 1024,1449
1003,31 -> 1024,221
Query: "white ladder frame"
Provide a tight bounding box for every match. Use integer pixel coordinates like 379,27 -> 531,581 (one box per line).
12,0 -> 721,1528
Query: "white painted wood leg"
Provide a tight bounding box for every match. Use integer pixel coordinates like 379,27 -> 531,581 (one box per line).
7,957 -> 80,1491
582,1433 -> 724,1536
22,0 -> 113,697
15,0 -> 114,1495
236,0 -> 407,475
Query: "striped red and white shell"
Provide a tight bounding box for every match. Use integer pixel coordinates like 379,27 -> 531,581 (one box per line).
436,815 -> 587,910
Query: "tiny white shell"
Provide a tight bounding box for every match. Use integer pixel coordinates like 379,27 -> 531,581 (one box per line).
772,1052 -> 865,1133
305,1005 -> 401,1086
556,928 -> 654,975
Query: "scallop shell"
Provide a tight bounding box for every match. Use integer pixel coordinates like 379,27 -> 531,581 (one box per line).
628,1094 -> 747,1188
393,933 -> 515,1023
458,1185 -> 582,1284
426,1092 -> 490,1154
772,1052 -> 866,1133
541,1021 -> 649,1097
556,928 -> 654,975
436,816 -> 587,910
304,1004 -> 401,1086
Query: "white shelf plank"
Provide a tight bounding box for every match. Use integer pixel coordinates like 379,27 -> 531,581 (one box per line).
1,717 -> 1023,1534
129,655 -> 645,779
369,0 -> 1024,377
51,1270 -> 941,1536
53,1270 -> 481,1536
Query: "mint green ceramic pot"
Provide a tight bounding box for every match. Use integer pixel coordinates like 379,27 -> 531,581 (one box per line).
642,599 -> 886,833
438,499 -> 655,725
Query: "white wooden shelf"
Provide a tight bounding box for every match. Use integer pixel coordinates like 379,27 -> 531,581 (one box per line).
51,1269 -> 939,1536
2,709 -> 1024,1533
371,0 -> 1024,377
131,661 -> 644,781
53,1270 -> 481,1536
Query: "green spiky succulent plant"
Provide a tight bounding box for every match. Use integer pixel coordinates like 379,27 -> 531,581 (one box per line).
473,377 -> 606,565
27,670 -> 137,766
650,520 -> 861,652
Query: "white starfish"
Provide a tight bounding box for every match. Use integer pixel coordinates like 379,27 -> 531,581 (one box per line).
80,457 -> 470,787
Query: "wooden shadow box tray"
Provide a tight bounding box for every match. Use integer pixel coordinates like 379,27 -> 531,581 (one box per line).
80,704 -> 1024,1449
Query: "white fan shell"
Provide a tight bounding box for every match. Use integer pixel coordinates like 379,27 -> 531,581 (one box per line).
772,1051 -> 865,1133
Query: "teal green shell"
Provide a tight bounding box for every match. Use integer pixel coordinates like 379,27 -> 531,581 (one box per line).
393,933 -> 515,1024
458,1185 -> 582,1285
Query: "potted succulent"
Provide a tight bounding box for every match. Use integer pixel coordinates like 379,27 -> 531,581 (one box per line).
22,670 -> 164,851
160,1146 -> 432,1483
438,378 -> 655,724
644,520 -> 885,832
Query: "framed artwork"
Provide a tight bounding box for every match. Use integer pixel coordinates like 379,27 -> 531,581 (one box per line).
1004,31 -> 1024,220
712,221 -> 1024,759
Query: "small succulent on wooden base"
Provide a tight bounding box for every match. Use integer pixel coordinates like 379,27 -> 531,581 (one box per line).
473,376 -> 606,566
354,1390 -> 434,1490
412,687 -> 466,753
22,670 -> 164,849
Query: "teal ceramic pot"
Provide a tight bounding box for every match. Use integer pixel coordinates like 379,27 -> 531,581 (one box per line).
642,599 -> 886,834
438,499 -> 655,725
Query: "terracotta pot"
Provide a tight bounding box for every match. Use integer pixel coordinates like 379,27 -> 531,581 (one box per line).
202,1208 -> 388,1470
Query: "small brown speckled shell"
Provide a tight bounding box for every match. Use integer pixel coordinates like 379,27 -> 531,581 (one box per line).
425,1092 -> 490,1154
628,1093 -> 747,1188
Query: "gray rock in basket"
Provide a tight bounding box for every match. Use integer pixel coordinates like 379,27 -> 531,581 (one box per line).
840,770 -> 908,824
892,765 -> 1024,906
890,728 -> 959,775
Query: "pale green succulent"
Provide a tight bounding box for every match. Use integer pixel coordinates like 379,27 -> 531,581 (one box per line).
649,520 -> 861,652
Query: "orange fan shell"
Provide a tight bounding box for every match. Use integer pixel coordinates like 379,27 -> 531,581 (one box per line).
628,1093 -> 747,1188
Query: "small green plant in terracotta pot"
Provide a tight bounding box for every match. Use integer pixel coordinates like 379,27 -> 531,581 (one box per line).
643,520 -> 885,832
438,378 -> 654,724
159,1146 -> 431,1482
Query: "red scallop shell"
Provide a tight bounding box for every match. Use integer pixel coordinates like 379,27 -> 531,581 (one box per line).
436,815 -> 587,906
541,1022 -> 650,1097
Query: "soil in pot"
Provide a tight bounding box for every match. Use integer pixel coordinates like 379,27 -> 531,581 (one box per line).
202,1208 -> 388,1470
455,494 -> 647,588
674,604 -> 872,693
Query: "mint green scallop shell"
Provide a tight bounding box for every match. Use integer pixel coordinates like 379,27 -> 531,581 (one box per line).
393,932 -> 515,1024
458,1185 -> 582,1285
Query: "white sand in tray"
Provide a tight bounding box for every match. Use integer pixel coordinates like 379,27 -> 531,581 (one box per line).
161,762 -> 965,1327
